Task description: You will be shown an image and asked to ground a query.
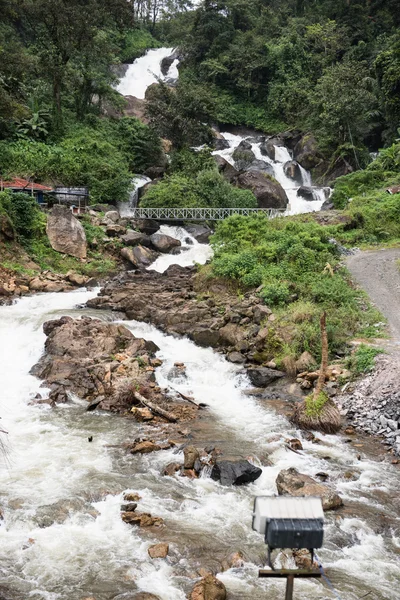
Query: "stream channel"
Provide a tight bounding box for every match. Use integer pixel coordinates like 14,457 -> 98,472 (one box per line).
1,232 -> 400,600
1,48 -> 399,600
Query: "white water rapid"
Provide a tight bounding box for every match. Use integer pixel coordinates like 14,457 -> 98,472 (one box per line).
117,48 -> 178,99
149,225 -> 213,273
212,133 -> 330,215
1,239 -> 400,599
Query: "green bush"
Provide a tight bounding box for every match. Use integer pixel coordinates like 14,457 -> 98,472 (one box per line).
120,29 -> 162,63
141,169 -> 256,209
0,190 -> 45,239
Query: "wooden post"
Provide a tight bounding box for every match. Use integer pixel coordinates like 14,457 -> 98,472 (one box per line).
285,575 -> 294,600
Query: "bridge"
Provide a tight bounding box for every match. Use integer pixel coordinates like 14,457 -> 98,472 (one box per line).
128,207 -> 286,221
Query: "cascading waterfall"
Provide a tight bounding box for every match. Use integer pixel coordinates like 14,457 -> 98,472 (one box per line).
1,240 -> 400,599
117,48 -> 179,99
118,175 -> 151,218
212,133 -> 330,216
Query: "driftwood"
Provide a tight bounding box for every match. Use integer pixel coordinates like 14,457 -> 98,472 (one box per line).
133,391 -> 177,423
172,388 -> 205,409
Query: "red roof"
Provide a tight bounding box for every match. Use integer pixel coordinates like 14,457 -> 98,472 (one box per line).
0,177 -> 52,192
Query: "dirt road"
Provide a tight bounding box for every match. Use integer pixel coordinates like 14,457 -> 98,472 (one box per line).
346,247 -> 400,342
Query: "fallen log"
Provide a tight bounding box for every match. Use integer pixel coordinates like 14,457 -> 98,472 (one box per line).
133,391 -> 177,423
172,388 -> 206,409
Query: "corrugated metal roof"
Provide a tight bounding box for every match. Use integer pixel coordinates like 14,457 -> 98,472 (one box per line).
253,496 -> 324,533
0,177 -> 52,192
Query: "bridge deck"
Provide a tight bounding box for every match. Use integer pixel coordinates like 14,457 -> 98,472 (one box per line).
129,207 -> 286,221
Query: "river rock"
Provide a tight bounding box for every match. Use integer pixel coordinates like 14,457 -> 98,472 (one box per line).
121,231 -> 151,247
247,160 -> 274,175
161,49 -> 181,75
184,446 -> 200,470
121,245 -> 157,268
221,551 -> 245,571
46,205 -> 87,259
211,460 -> 262,486
232,141 -> 256,170
247,367 -> 285,387
189,575 -> 226,600
297,186 -> 314,200
148,543 -> 169,559
30,316 -> 165,412
130,441 -> 161,455
294,134 -> 321,170
276,468 -> 343,511
234,171 -> 288,210
284,160 -> 302,183
150,233 -> 181,253
213,138 -> 230,151
295,351 -> 315,373
104,210 -> 119,223
121,512 -> 164,527
67,272 -> 88,286
214,155 -> 239,183
162,462 -> 181,476
260,137 -> 284,160
185,224 -> 213,244
134,219 -> 160,236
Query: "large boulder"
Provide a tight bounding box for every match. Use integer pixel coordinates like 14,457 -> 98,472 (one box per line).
150,233 -> 181,253
260,137 -> 284,161
294,134 -> 321,170
185,224 -> 213,244
297,186 -> 315,201
121,231 -> 151,247
134,219 -> 160,236
247,367 -> 285,387
247,160 -> 274,176
189,575 -> 227,600
232,140 -> 256,170
46,205 -> 87,259
214,155 -> 239,183
121,245 -> 157,268
160,49 -> 181,76
284,161 -> 303,183
276,468 -> 343,511
123,95 -> 148,123
211,460 -> 262,486
213,138 -> 230,151
234,172 -> 288,210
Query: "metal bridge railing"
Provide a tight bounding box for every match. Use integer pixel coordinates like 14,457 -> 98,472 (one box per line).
129,207 -> 285,221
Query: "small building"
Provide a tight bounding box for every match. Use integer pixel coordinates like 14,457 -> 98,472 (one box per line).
53,186 -> 90,214
0,177 -> 53,204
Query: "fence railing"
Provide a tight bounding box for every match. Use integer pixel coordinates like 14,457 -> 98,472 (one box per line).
129,207 -> 286,221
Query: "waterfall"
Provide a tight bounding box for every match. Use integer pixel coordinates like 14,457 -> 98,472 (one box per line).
117,47 -> 178,99
212,135 -> 329,215
118,175 -> 151,217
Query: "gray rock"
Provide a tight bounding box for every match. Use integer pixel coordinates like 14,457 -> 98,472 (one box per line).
46,205 -> 87,259
150,233 -> 181,253
211,460 -> 262,486
247,367 -> 285,387
235,171 -> 288,210
247,160 -> 275,176
105,210 -> 119,222
121,230 -> 151,247
297,186 -> 315,201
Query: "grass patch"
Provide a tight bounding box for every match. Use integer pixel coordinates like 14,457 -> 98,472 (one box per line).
305,391 -> 329,418
345,344 -> 384,375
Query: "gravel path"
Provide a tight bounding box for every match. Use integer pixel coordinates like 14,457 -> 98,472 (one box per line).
341,248 -> 400,453
346,247 -> 400,343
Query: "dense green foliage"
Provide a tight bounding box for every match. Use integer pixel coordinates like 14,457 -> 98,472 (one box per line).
0,191 -> 45,240
210,214 -> 384,359
153,0 -> 400,161
142,169 -> 257,208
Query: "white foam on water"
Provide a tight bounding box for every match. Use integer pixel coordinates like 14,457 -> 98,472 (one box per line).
212,134 -> 326,215
1,287 -> 399,599
148,225 -> 213,272
118,175 -> 151,217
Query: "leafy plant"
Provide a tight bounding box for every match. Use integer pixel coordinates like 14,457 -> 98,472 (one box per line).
346,344 -> 384,375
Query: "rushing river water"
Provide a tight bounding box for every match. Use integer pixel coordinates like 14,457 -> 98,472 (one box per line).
1,239 -> 400,600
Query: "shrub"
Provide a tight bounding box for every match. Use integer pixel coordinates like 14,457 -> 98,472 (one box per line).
120,29 -> 162,63
141,169 -> 256,209
0,190 -> 45,239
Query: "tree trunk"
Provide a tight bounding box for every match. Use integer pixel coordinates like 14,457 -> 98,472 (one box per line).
314,311 -> 328,398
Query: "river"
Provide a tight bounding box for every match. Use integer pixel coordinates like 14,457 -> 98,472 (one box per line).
1,239 -> 400,599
